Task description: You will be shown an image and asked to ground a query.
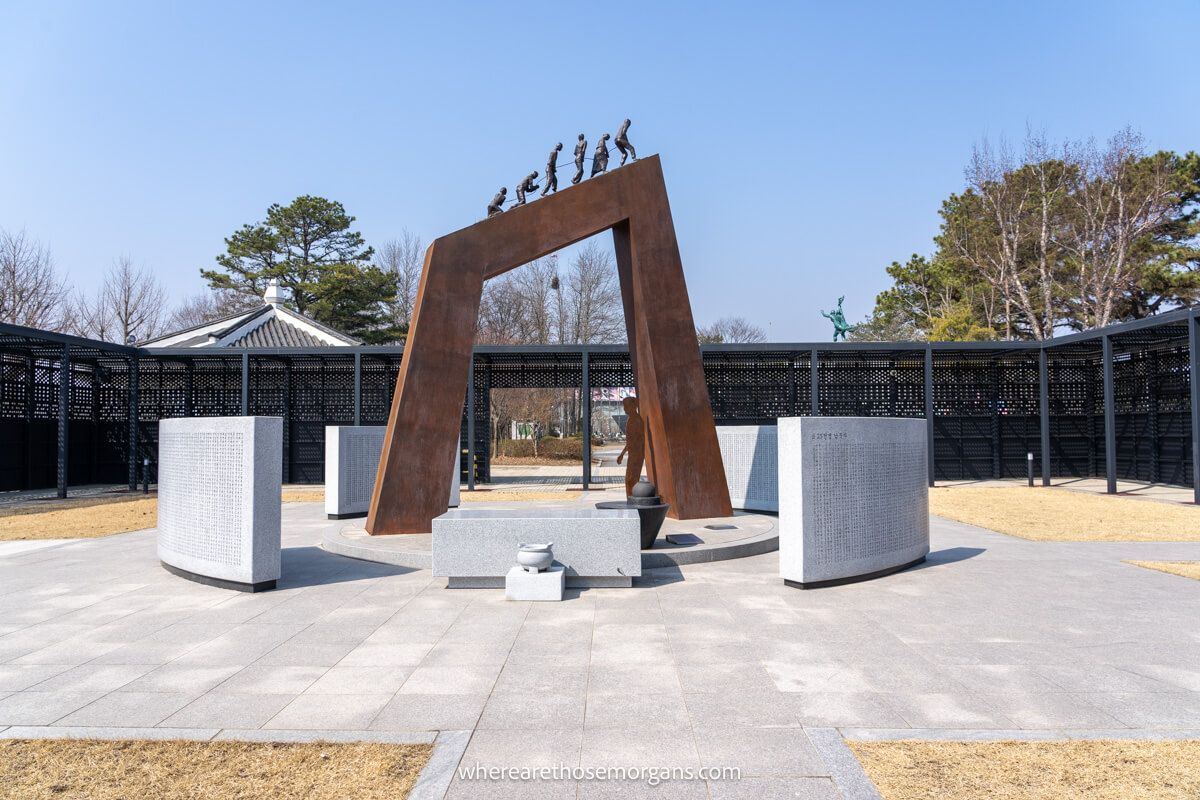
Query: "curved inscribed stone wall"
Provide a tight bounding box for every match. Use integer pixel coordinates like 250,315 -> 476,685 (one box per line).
779,417 -> 929,588
325,426 -> 460,520
157,416 -> 282,592
716,426 -> 779,512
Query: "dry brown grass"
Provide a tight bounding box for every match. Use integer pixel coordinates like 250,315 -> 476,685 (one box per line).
849,739 -> 1200,800
0,495 -> 156,541
0,487 -> 323,541
0,484 -> 589,542
281,489 -> 324,503
0,738 -> 432,800
461,490 -> 584,503
929,486 -> 1200,541
491,455 -> 583,465
277,488 -> 594,504
1125,560 -> 1200,581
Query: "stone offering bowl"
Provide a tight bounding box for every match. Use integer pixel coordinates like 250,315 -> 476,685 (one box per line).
517,542 -> 554,573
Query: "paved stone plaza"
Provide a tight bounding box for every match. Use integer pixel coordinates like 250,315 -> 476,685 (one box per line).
1,498 -> 1199,798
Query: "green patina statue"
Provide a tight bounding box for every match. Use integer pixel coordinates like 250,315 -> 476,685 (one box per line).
821,296 -> 855,342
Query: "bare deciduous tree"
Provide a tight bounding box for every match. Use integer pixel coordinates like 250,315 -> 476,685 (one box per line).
562,240 -> 624,344
476,274 -> 527,345
67,256 -> 168,344
696,317 -> 767,343
375,231 -> 423,332
0,229 -> 69,329
1024,131 -> 1075,339
166,289 -> 262,332
1064,128 -> 1182,328
953,137 -> 1042,340
509,257 -> 558,344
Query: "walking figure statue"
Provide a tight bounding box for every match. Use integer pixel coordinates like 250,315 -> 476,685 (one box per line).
572,134 -> 587,184
614,118 -> 636,165
591,133 -> 610,177
821,296 -> 856,342
616,395 -> 647,498
541,143 -> 562,196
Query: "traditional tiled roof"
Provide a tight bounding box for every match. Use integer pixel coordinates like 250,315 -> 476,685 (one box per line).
227,315 -> 345,347
142,302 -> 360,348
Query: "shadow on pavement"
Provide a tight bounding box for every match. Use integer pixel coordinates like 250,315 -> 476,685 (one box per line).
278,545 -> 418,588
914,546 -> 986,569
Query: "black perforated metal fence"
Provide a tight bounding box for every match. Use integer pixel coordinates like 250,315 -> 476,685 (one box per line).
1,308 -> 1197,499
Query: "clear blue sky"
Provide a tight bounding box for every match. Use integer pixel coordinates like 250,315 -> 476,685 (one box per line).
2,1 -> 1196,341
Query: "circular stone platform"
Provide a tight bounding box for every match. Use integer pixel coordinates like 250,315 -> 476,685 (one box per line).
321,499 -> 777,571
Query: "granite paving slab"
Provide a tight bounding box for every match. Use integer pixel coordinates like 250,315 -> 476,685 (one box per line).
0,501 -> 1196,798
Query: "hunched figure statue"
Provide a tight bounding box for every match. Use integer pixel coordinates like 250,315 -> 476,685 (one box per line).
514,171 -> 540,206
487,187 -> 507,217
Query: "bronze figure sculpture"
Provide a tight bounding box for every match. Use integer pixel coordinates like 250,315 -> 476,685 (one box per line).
572,134 -> 587,184
591,133 -> 610,177
487,187 -> 507,217
515,171 -> 540,206
821,296 -> 856,341
541,143 -> 562,196
616,395 -> 647,497
615,119 -> 637,165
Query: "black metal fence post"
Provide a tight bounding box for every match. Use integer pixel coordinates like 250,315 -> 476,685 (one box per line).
57,344 -> 70,499
1189,314 -> 1200,504
924,345 -> 935,487
282,360 -> 291,484
788,352 -> 797,415
128,355 -> 139,491
581,349 -> 591,491
240,352 -> 249,416
809,349 -> 820,416
353,352 -> 362,426
1039,347 -> 1051,486
1102,334 -> 1117,493
466,356 -> 476,491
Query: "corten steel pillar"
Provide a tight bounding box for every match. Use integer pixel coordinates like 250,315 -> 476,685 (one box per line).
1102,334 -> 1117,494
1189,314 -> 1200,504
367,155 -> 731,534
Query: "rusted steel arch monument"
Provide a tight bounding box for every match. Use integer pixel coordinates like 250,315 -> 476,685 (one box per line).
366,155 -> 733,534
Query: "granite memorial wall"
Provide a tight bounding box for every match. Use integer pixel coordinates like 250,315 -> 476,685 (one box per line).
157,416 -> 282,591
778,416 -> 929,588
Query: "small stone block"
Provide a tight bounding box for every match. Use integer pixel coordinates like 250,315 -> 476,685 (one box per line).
505,565 -> 565,602
666,533 -> 703,546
